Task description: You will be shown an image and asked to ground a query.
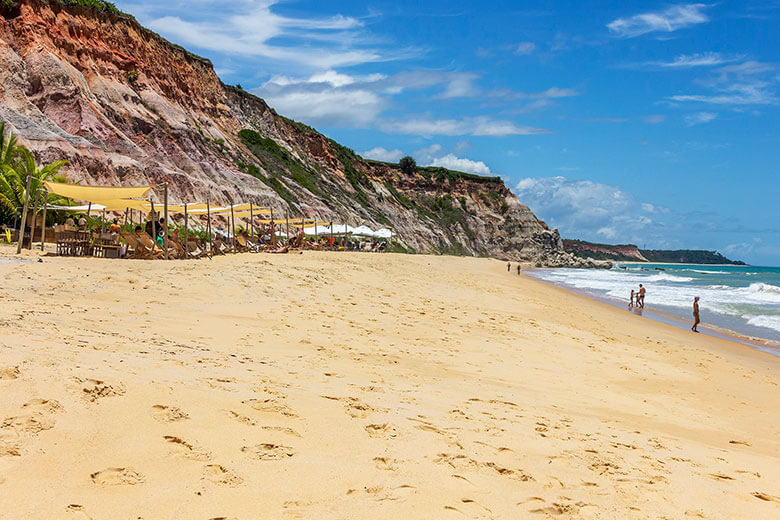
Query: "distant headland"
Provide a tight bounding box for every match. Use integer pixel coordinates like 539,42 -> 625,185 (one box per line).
563,239 -> 746,265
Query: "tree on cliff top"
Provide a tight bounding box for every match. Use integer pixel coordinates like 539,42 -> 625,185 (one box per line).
399,156 -> 416,175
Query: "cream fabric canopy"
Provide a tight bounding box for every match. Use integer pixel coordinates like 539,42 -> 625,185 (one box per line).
43,181 -> 153,201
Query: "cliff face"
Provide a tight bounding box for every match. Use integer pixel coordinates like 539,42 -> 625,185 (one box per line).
0,0 -> 574,262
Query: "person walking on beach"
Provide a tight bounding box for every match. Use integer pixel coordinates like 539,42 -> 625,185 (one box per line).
507,261 -> 511,272
638,284 -> 646,308
629,289 -> 635,309
517,264 -> 521,275
692,297 -> 700,332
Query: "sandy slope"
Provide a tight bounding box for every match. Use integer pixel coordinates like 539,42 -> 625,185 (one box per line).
0,246 -> 778,519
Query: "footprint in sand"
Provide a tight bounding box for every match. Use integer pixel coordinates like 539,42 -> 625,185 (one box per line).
226,410 -> 257,426
260,425 -> 301,437
0,366 -> 20,380
69,378 -> 125,402
242,398 -> 297,417
752,492 -> 780,503
321,395 -> 385,419
90,467 -> 145,486
164,436 -> 212,461
1,399 -> 63,435
365,423 -> 398,439
66,504 -> 95,520
373,457 -> 400,471
201,464 -> 243,487
151,405 -> 190,423
241,443 -> 295,460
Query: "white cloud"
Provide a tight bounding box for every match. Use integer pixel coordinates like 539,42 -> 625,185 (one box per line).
429,154 -> 491,175
361,147 -> 404,162
669,83 -> 778,105
667,61 -> 779,106
515,42 -> 536,55
256,75 -> 386,126
436,73 -> 480,99
659,52 -> 742,68
684,111 -> 717,126
413,144 -> 444,164
513,176 -> 667,241
146,2 -> 388,69
607,4 -> 709,38
382,117 -> 550,137
644,114 -> 666,124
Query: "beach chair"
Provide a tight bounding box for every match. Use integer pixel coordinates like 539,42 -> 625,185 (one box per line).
235,234 -> 258,252
129,233 -> 164,259
121,233 -> 149,259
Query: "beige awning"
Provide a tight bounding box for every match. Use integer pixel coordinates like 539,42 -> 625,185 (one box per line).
186,203 -> 267,216
44,181 -> 153,201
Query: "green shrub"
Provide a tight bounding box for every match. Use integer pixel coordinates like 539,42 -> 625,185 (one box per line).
399,156 -> 416,175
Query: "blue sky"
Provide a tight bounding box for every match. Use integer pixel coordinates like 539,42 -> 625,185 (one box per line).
117,1 -> 780,265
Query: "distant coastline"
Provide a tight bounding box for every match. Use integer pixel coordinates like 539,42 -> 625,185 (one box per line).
563,239 -> 746,265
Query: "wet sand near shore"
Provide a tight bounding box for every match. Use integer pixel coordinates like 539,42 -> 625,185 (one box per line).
1,245 -> 779,519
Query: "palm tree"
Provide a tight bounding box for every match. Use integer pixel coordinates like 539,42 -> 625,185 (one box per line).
1,148 -> 69,218
1,122 -> 69,225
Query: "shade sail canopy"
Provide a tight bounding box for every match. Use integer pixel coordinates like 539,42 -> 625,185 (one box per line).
44,181 -> 153,201
186,203 -> 265,216
46,204 -> 107,211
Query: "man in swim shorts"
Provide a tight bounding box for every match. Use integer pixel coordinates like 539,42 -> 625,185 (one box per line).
638,284 -> 646,308
692,296 -> 700,332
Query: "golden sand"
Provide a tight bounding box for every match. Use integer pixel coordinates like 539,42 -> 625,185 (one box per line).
0,246 -> 778,519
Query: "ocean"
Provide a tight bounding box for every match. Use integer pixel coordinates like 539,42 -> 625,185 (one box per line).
529,263 -> 780,356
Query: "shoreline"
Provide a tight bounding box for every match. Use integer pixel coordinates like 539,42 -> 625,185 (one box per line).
616,261 -> 752,267
524,268 -> 780,359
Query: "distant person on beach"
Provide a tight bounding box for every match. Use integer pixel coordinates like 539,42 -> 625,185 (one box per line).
517,264 -> 521,275
629,289 -> 635,309
638,284 -> 646,308
108,218 -> 121,234
692,297 -> 700,332
507,261 -> 511,272
145,216 -> 156,237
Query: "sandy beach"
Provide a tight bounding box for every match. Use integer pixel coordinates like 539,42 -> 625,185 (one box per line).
1,246 -> 778,519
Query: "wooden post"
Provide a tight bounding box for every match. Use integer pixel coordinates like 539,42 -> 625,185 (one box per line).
184,202 -> 188,257
101,208 -> 106,234
15,173 -> 32,254
163,183 -> 169,260
270,208 -> 276,248
206,198 -> 212,258
230,202 -> 236,252
149,199 -> 155,239
39,190 -> 48,251
250,202 -> 254,239
28,189 -> 40,249
285,210 -> 289,243
123,207 -> 128,229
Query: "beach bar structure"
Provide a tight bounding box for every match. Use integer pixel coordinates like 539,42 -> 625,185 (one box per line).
15,179 -> 391,258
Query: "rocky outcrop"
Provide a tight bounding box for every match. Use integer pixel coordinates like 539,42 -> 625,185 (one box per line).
0,0 -> 581,265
